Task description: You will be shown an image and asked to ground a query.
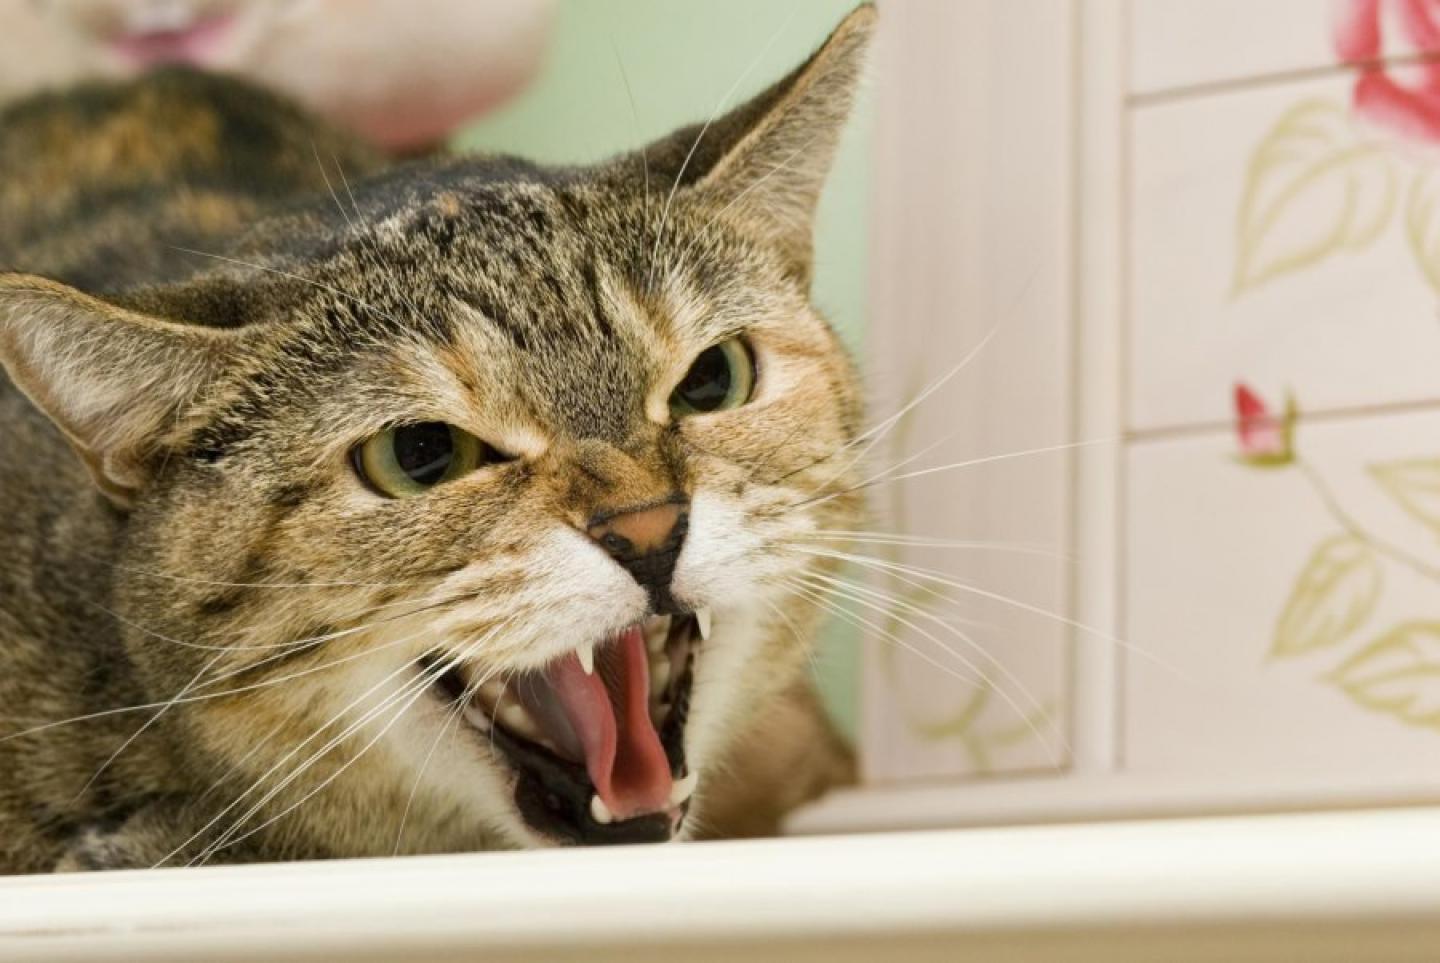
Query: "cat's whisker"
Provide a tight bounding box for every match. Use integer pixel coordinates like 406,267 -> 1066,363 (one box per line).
0,613 -> 449,746
797,545 -> 1188,680
665,129 -> 825,282
764,265 -> 1047,495
797,568 -> 1068,764
192,630 -> 501,866
318,146 -> 429,324
204,590 -> 479,664
779,435 -> 1120,516
196,666 -> 445,864
801,529 -> 1071,561
194,704 -> 308,806
391,685 -> 468,856
758,324 -> 999,494
646,11 -> 796,290
193,613 -> 527,865
781,578 -> 986,693
331,150 -> 366,225
781,576 -> 1058,769
312,140 -> 359,233
798,563 -> 998,633
68,649 -> 230,805
819,330 -> 1006,489
189,628 -> 428,698
806,430 -> 954,508
761,597 -> 825,679
607,37 -> 652,224
0,634 -> 418,745
69,546 -> 432,592
80,590 -> 446,656
156,651 -> 444,868
167,244 -> 408,329
391,659 -> 509,856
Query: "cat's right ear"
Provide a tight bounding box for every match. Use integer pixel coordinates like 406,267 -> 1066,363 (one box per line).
0,274 -> 241,508
632,5 -> 876,286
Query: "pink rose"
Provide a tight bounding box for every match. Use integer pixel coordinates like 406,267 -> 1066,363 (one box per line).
1336,0 -> 1440,142
1234,383 -> 1296,466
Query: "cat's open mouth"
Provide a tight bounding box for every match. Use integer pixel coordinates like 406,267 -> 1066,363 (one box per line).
427,611 -> 706,845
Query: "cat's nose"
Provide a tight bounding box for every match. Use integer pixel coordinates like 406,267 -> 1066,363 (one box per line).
587,498 -> 689,613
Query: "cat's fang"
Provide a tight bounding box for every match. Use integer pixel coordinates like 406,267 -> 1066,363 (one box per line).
590,795 -> 615,825
576,642 -> 596,676
668,771 -> 698,807
695,607 -> 712,641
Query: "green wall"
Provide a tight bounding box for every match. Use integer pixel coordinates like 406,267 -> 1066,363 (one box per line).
454,0 -> 871,739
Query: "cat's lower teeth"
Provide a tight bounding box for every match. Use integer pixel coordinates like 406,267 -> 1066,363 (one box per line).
650,656 -> 671,696
669,771 -> 698,807
496,701 -> 547,746
460,699 -> 490,732
644,615 -> 671,654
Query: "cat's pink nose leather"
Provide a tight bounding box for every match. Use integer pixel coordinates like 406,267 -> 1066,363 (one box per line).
587,503 -> 683,558
586,500 -> 690,613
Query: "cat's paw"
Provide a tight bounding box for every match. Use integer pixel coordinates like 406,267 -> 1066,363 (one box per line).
52,824 -> 136,872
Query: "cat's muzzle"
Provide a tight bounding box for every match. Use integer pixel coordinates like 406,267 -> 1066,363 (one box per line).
427,610 -> 707,845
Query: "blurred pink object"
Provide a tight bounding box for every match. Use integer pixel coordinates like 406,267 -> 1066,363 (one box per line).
1,0 -> 554,149
1335,0 -> 1440,143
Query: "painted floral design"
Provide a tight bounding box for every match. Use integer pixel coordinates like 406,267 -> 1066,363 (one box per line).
867,387 -> 1058,773
1228,7 -> 1440,732
1233,382 -> 1295,466
1232,2 -> 1440,296
1336,0 -> 1440,143
1235,387 -> 1440,730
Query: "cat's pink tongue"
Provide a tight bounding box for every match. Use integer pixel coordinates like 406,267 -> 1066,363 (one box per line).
545,625 -> 672,820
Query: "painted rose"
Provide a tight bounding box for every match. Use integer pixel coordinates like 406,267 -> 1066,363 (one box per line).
1234,383 -> 1296,466
1336,0 -> 1440,142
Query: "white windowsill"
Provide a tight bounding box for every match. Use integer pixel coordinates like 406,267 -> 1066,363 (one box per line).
5,806 -> 1440,962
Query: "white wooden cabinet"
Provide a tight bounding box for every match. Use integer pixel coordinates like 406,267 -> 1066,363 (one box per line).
809,0 -> 1440,832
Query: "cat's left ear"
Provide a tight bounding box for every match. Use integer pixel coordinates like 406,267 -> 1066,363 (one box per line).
640,5 -> 876,284
0,274 -> 241,507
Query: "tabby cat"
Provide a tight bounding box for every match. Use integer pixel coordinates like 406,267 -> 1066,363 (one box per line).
0,6 -> 872,872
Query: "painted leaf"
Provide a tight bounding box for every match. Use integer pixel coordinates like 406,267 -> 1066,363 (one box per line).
1370,458 -> 1440,535
1271,534 -> 1381,658
1332,622 -> 1440,729
1407,168 -> 1440,294
1234,101 -> 1396,293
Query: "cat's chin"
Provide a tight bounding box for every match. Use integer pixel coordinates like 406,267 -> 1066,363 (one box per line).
424,611 -> 704,846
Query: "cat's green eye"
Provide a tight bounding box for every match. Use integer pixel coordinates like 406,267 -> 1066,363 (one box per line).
353,422 -> 490,497
669,338 -> 756,417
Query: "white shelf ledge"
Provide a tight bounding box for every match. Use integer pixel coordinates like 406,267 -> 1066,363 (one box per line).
5,806 -> 1440,961
785,770 -> 1440,836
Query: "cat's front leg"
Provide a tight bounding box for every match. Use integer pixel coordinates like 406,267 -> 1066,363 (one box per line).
52,799 -> 269,872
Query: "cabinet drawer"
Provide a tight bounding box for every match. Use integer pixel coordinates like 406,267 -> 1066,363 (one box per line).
1124,408 -> 1440,778
1130,67 -> 1440,434
1129,0 -> 1440,97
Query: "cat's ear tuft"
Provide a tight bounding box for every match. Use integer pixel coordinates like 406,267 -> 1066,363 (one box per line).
0,274 -> 240,507
641,5 -> 876,283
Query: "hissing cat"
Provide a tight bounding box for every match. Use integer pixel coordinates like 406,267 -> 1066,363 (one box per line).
0,7 -> 872,872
